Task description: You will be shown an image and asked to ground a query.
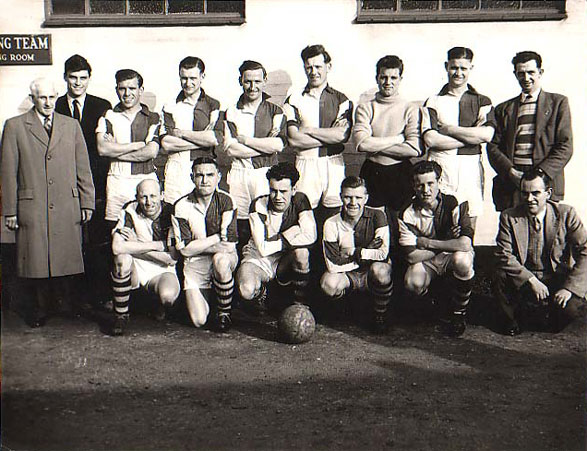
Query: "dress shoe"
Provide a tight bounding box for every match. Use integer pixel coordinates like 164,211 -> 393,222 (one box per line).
504,319 -> 521,336
25,315 -> 47,328
110,313 -> 129,336
440,314 -> 467,337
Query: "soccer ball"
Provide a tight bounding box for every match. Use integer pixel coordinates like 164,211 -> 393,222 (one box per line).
278,304 -> 316,344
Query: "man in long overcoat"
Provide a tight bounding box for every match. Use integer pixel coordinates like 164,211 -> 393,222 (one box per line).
1,78 -> 95,326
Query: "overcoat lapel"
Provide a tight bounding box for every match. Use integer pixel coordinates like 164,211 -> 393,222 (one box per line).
48,113 -> 65,151
25,109 -> 49,148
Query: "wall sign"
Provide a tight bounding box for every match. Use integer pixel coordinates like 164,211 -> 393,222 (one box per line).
0,34 -> 52,65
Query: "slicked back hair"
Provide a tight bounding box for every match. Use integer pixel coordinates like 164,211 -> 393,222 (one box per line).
115,69 -> 143,88
411,160 -> 442,180
341,176 -> 367,192
520,168 -> 552,190
266,162 -> 300,187
447,46 -> 474,61
239,60 -> 267,79
64,54 -> 92,75
192,156 -> 219,171
376,55 -> 404,76
512,51 -> 542,69
179,56 -> 205,73
301,44 -> 331,64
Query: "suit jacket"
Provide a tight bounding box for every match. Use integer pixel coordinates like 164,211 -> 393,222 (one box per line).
495,201 -> 587,299
487,90 -> 573,211
55,94 -> 112,200
0,109 -> 95,277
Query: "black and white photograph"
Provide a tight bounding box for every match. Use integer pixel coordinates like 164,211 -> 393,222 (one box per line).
1,1 -> 586,450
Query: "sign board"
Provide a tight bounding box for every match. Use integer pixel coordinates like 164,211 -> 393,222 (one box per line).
0,34 -> 52,65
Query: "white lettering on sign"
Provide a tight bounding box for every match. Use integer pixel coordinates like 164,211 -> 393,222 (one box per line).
0,36 -> 12,50
10,53 -> 35,62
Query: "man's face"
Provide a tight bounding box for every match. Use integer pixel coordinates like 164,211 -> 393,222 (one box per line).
520,177 -> 551,216
413,171 -> 440,208
304,54 -> 330,89
445,58 -> 472,89
180,67 -> 204,97
269,178 -> 294,213
116,77 -> 143,110
65,70 -> 90,98
192,163 -> 220,197
240,69 -> 266,102
341,186 -> 368,220
514,60 -> 543,94
376,67 -> 402,98
31,83 -> 57,117
136,181 -> 162,219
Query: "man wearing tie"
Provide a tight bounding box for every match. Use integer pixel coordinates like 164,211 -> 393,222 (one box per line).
488,51 -> 573,212
55,54 -> 112,310
1,78 -> 95,327
493,170 -> 587,335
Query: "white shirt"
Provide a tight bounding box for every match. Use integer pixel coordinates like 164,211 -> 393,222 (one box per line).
67,93 -> 86,120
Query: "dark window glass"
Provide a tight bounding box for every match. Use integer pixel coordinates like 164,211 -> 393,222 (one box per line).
52,0 -> 84,14
401,1 -> 438,11
442,1 -> 478,9
362,0 -> 398,10
90,0 -> 125,14
522,0 -> 564,9
207,0 -> 244,14
129,1 -> 165,14
481,1 -> 520,9
168,0 -> 204,13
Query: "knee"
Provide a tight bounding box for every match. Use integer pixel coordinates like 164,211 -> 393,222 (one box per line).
238,278 -> 258,301
369,262 -> 392,286
159,286 -> 180,306
451,252 -> 474,279
213,253 -> 233,277
112,254 -> 131,278
404,273 -> 427,296
320,274 -> 341,298
292,248 -> 310,270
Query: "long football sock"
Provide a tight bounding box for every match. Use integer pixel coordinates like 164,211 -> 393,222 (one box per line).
111,272 -> 132,315
214,276 -> 234,315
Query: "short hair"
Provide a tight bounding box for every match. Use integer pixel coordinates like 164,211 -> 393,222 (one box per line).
512,51 -> 542,69
266,162 -> 300,186
520,168 -> 552,190
411,160 -> 442,180
192,156 -> 219,171
64,54 -> 91,75
376,55 -> 404,76
115,69 -> 143,88
341,176 -> 367,192
29,78 -> 58,97
447,47 -> 474,61
301,44 -> 331,64
239,60 -> 267,79
179,56 -> 205,73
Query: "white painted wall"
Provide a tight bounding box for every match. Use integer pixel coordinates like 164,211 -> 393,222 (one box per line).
2,0 -> 586,244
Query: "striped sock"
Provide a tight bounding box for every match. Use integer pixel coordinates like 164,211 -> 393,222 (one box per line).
112,272 -> 131,315
370,279 -> 393,316
214,276 -> 234,315
450,276 -> 473,316
292,269 -> 310,304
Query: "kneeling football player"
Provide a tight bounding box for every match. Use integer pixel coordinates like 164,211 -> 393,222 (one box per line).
320,176 -> 393,333
172,158 -> 239,332
237,163 -> 317,313
110,179 -> 180,335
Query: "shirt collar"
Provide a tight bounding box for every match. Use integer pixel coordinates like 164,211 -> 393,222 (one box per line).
438,83 -> 478,97
35,109 -> 52,125
236,92 -> 270,111
113,103 -> 150,118
530,206 -> 547,224
520,88 -> 541,103
67,93 -> 86,110
302,83 -> 330,99
176,88 -> 206,104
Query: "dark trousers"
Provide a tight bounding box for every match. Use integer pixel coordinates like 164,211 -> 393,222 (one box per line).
21,275 -> 79,321
493,269 -> 584,330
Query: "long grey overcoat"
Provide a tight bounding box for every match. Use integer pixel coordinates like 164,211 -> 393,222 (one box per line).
1,109 -> 95,278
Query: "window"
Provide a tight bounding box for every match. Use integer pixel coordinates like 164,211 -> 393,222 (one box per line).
356,1 -> 566,23
44,0 -> 245,27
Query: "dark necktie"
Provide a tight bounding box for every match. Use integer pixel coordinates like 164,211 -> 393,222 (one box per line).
531,216 -> 541,232
43,116 -> 52,137
73,99 -> 81,121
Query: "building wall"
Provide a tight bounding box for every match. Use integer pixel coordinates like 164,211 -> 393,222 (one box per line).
1,0 -> 586,244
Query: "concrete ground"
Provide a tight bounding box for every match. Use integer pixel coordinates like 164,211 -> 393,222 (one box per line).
1,289 -> 585,451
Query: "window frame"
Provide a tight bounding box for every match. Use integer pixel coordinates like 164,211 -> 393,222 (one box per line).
43,0 -> 246,27
355,1 -> 567,24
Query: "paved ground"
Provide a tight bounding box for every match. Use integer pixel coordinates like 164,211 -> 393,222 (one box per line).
1,291 -> 585,451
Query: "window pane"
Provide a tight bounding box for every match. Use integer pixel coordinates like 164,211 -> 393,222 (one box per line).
207,0 -> 244,14
362,0 -> 398,10
90,0 -> 125,14
400,1 -> 439,11
129,1 -> 165,14
481,1 -> 520,9
168,0 -> 204,13
52,0 -> 85,15
522,0 -> 564,10
442,0 -> 478,9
